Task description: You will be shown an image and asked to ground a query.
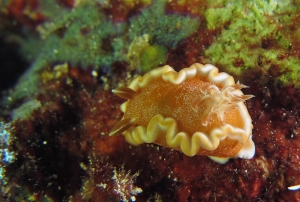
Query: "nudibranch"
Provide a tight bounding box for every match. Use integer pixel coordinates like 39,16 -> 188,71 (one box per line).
110,63 -> 255,163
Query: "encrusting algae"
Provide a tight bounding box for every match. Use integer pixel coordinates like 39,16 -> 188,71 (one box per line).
110,63 -> 255,163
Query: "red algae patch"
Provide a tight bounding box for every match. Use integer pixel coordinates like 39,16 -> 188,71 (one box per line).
110,63 -> 254,163
6,64 -> 126,201
4,0 -> 45,28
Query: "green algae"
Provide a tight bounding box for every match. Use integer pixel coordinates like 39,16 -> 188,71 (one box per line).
203,0 -> 300,87
21,0 -> 199,72
127,34 -> 151,70
139,45 -> 167,72
33,2 -> 127,69
5,0 -> 200,105
205,7 -> 231,29
11,99 -> 42,121
129,0 -> 200,48
127,34 -> 167,73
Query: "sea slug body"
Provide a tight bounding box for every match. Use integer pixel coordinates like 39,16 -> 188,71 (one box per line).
110,63 -> 255,163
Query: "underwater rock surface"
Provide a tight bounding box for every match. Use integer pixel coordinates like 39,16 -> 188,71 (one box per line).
0,0 -> 300,201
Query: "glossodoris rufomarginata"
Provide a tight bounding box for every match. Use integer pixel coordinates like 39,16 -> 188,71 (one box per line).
110,63 -> 255,163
